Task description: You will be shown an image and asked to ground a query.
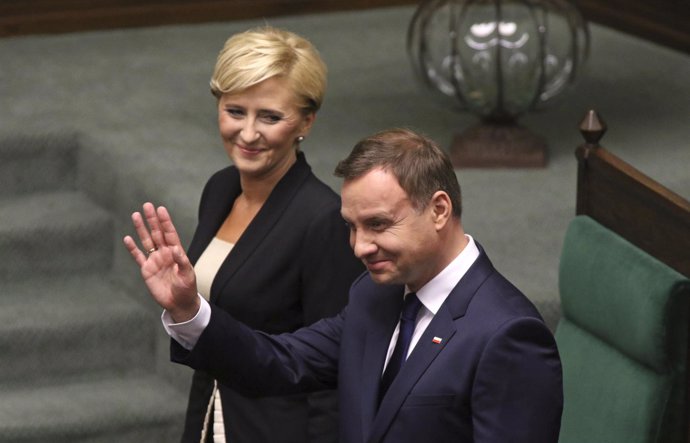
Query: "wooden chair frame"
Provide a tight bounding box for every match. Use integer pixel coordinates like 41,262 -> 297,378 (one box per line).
575,110 -> 690,441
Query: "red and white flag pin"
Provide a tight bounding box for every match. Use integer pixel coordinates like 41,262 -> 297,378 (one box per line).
432,337 -> 443,344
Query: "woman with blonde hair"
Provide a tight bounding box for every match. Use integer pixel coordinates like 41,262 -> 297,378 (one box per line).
126,26 -> 362,443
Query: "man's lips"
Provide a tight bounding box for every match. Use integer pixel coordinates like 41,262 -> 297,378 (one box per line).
364,259 -> 391,272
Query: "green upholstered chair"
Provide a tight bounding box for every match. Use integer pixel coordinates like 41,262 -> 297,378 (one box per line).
555,215 -> 690,443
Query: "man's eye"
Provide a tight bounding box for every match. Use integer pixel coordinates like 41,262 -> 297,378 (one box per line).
369,221 -> 387,231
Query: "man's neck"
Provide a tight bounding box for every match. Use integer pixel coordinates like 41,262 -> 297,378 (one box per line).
408,221 -> 468,292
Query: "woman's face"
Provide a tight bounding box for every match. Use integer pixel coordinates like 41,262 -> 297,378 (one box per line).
217,76 -> 315,181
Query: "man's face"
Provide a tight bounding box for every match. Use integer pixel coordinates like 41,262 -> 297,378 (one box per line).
341,168 -> 439,292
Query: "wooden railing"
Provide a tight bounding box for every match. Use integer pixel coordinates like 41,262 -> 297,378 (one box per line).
0,0 -> 417,37
1,0 -> 687,53
575,109 -> 690,277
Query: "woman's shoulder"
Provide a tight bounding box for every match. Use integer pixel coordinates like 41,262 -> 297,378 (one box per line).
197,165 -> 240,209
302,172 -> 340,199
290,154 -> 341,206
206,164 -> 239,186
289,175 -> 342,219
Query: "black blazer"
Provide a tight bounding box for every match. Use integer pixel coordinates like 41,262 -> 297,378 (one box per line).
181,152 -> 364,443
173,245 -> 563,443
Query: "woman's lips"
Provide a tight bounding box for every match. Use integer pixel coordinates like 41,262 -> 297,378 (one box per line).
237,144 -> 264,155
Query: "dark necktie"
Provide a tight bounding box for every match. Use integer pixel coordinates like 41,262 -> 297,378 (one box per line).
379,292 -> 422,403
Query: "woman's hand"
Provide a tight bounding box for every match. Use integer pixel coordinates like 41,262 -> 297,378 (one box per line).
123,202 -> 200,323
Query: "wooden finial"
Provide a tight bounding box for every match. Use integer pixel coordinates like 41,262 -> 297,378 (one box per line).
579,110 -> 607,146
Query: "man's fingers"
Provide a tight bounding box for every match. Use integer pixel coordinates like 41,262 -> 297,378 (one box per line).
143,202 -> 166,248
131,210 -> 158,254
172,245 -> 192,273
157,206 -> 183,248
125,202 -> 178,270
172,245 -> 197,287
123,235 -> 147,267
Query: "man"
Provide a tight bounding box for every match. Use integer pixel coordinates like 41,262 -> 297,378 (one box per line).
124,128 -> 563,443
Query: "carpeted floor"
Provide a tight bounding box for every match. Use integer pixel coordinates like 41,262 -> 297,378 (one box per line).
1,0 -> 689,395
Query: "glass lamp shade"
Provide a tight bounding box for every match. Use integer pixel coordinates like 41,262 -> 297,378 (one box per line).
408,0 -> 589,123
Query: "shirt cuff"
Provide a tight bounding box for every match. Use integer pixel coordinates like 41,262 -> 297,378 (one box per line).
161,294 -> 211,350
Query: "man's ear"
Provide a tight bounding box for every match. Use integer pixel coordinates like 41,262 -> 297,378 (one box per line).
429,191 -> 452,230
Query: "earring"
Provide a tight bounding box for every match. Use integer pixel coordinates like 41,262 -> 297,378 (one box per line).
296,136 -> 305,143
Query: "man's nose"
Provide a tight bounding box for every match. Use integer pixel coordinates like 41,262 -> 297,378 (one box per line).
352,230 -> 377,259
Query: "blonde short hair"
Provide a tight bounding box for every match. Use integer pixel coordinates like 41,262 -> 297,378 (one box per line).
210,26 -> 327,114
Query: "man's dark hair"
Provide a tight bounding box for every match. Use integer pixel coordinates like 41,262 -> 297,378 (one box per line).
335,128 -> 462,218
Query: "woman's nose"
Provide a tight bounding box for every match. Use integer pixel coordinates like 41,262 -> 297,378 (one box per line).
240,118 -> 260,143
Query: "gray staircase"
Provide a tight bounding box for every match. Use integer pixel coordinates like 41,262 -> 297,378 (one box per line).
0,191 -> 113,279
0,377 -> 184,443
0,134 -> 78,197
0,134 -> 186,442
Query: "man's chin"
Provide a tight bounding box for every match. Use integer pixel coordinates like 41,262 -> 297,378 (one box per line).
367,271 -> 400,286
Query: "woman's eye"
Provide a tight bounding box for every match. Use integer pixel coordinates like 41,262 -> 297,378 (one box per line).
226,108 -> 244,117
261,114 -> 282,124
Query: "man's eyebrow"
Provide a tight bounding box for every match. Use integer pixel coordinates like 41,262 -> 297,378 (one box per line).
364,214 -> 388,222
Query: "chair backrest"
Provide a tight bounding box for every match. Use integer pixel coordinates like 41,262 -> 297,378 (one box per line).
556,215 -> 690,443
557,110 -> 690,443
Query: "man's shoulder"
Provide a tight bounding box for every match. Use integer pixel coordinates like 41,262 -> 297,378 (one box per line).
348,273 -> 403,302
349,271 -> 376,295
466,268 -> 547,331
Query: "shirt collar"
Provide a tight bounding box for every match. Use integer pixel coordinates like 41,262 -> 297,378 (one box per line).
407,234 -> 480,315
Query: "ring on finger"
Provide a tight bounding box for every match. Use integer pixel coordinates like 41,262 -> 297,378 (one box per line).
146,247 -> 158,256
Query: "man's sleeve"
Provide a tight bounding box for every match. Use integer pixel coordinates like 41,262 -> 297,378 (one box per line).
471,317 -> 563,443
170,303 -> 345,398
161,294 -> 211,350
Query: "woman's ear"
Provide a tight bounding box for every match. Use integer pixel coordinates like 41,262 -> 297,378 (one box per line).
301,112 -> 316,136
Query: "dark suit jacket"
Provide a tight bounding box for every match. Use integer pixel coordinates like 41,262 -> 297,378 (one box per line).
173,244 -> 563,443
181,152 -> 364,443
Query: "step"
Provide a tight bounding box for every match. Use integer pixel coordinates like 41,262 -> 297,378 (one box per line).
0,191 -> 113,277
0,375 -> 186,443
0,133 -> 79,196
0,275 -> 156,384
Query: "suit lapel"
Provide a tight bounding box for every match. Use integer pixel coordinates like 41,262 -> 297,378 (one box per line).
210,153 -> 312,303
367,307 -> 457,443
360,284 -> 405,442
187,170 -> 240,266
366,246 -> 495,443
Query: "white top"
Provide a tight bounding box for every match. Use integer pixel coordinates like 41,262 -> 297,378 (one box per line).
195,237 -> 234,301
188,237 -> 234,443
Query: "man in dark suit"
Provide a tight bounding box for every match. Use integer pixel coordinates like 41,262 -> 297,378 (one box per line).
125,128 -> 563,443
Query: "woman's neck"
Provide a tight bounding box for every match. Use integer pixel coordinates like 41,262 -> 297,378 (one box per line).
238,153 -> 297,204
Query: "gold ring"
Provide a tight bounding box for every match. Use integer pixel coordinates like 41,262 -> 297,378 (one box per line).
147,247 -> 157,256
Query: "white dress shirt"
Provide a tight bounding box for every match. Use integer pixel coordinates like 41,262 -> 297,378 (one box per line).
381,234 -> 479,371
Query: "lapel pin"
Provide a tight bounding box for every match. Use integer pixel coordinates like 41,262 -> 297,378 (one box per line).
432,336 -> 443,344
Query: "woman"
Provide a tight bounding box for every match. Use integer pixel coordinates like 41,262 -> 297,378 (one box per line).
126,27 -> 363,443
